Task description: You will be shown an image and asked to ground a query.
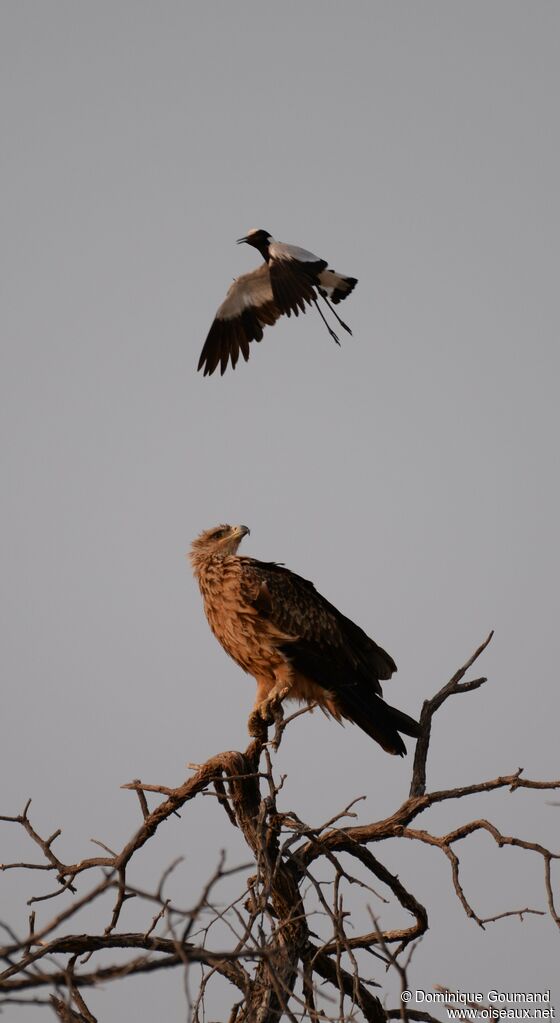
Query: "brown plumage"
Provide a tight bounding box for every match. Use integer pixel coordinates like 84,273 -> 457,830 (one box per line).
190,524 -> 420,756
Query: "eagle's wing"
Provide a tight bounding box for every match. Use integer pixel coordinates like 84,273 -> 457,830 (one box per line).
238,558 -> 396,694
236,555 -> 419,756
197,265 -> 282,376
267,242 -> 328,318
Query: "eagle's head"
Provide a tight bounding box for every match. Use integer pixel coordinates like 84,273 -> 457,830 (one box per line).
189,524 -> 250,575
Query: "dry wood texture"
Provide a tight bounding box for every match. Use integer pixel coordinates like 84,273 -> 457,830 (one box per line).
1,634 -> 559,1021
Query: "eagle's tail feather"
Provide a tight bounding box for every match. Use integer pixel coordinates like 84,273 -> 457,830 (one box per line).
340,693 -> 421,758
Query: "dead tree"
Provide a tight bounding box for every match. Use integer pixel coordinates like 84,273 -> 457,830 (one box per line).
1,633 -> 559,1021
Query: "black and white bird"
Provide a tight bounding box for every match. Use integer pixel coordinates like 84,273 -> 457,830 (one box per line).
197,229 -> 358,376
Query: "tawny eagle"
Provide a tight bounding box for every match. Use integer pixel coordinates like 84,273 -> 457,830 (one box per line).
197,229 -> 358,376
190,524 -> 420,756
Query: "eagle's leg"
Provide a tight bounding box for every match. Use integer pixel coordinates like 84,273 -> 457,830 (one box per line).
247,676 -> 291,736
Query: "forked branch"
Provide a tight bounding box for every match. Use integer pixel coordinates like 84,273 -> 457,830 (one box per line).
1,634 -> 559,1021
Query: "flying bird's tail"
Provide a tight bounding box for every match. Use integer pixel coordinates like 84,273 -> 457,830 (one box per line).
339,691 -> 421,757
317,270 -> 358,305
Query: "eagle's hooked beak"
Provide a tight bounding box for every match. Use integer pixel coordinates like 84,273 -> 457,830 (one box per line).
234,524 -> 250,539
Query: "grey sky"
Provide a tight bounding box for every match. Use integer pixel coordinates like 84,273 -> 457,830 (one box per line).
1,1 -> 559,1018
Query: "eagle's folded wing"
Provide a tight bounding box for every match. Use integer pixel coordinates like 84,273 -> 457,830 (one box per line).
240,559 -> 395,696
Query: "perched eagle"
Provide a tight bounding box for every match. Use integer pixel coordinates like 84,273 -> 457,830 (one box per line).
197,229 -> 358,376
190,524 -> 420,756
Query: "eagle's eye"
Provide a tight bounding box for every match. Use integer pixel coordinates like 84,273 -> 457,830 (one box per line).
211,528 -> 228,541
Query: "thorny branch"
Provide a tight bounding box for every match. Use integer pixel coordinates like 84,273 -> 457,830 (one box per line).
1,634 -> 559,1021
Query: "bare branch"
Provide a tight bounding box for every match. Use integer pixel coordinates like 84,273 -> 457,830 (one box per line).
2,634 -> 558,1021
410,632 -> 494,797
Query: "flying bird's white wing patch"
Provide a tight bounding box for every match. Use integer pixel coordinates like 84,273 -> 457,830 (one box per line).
198,265 -> 281,376
218,265 -> 275,319
269,241 -> 323,263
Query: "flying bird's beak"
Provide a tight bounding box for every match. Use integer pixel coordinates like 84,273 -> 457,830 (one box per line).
236,236 -> 248,245
234,524 -> 250,538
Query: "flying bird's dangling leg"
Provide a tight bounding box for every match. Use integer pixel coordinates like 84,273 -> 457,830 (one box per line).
320,294 -> 353,335
312,298 -> 341,346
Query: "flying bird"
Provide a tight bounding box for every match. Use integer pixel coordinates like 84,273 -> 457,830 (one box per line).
190,524 -> 420,755
197,229 -> 358,376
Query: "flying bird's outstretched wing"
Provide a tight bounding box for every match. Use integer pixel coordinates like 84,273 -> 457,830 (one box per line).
197,233 -> 358,376
267,242 -> 328,318
197,265 -> 281,377
267,241 -> 357,311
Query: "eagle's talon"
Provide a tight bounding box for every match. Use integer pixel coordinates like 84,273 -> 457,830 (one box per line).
258,692 -> 286,725
248,692 -> 288,732
248,710 -> 268,739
